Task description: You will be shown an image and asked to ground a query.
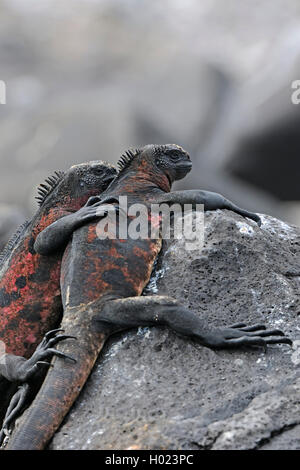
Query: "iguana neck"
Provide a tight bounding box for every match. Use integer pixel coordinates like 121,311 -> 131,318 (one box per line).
105,164 -> 171,198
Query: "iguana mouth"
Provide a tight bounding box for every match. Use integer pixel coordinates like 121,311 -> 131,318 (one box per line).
166,173 -> 172,187
103,174 -> 116,185
175,161 -> 192,180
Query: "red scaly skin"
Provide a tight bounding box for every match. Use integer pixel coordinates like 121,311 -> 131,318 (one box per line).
0,210 -> 67,358
0,162 -> 117,359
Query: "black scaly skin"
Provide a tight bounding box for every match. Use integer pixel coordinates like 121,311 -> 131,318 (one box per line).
5,144 -> 291,450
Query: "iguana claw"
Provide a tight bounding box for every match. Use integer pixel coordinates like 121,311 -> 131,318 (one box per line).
0,330 -> 77,446
201,324 -> 292,349
20,329 -> 77,379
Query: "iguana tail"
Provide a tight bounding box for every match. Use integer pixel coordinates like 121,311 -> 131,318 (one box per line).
5,306 -> 109,450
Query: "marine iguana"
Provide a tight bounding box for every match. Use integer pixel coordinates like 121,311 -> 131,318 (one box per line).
5,144 -> 291,450
0,161 -> 117,439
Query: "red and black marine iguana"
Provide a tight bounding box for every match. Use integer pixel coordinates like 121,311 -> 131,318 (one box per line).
6,144 -> 291,450
0,161 -> 117,439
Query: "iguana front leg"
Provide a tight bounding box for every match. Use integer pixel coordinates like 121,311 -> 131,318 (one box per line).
34,198 -> 113,255
155,190 -> 262,226
95,295 -> 291,349
35,189 -> 261,256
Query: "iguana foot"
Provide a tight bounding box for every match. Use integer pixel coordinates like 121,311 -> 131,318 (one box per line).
11,328 -> 76,383
0,329 -> 76,447
201,323 -> 292,349
0,384 -> 29,448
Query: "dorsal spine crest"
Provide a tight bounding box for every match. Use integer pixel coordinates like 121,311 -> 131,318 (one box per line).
35,171 -> 65,206
117,148 -> 142,174
0,220 -> 30,264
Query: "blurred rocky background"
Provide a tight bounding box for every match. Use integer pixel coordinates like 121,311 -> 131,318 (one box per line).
1,0 -> 300,249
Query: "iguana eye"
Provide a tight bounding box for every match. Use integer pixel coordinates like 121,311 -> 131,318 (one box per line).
92,168 -> 104,175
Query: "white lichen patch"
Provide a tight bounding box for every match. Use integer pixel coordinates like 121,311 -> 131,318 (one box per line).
144,263 -> 169,294
236,221 -> 255,236
272,318 -> 284,326
256,355 -> 267,367
137,326 -> 151,338
291,340 -> 300,366
103,333 -> 130,360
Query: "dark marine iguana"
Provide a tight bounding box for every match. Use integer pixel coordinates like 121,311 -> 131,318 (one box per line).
0,161 -> 117,440
5,144 -> 291,450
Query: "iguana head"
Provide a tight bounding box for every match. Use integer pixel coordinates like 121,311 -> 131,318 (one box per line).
36,161 -> 117,212
149,144 -> 191,183
115,144 -> 191,192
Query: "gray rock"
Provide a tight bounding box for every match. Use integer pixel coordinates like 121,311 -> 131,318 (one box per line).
51,210 -> 300,450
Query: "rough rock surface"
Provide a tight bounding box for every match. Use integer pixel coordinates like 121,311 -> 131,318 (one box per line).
51,210 -> 300,450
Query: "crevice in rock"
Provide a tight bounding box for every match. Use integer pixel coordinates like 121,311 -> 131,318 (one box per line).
190,431 -> 223,450
254,422 -> 300,450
